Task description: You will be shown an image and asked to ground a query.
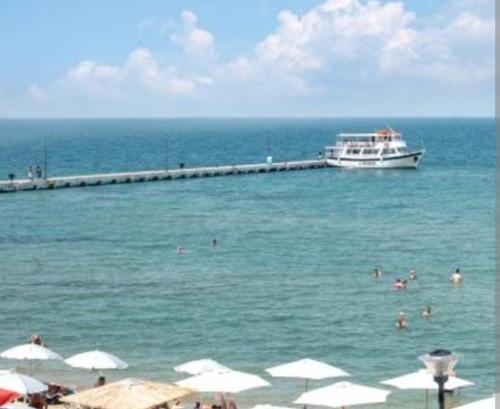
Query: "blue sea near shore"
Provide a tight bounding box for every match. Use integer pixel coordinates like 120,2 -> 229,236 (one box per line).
0,118 -> 494,408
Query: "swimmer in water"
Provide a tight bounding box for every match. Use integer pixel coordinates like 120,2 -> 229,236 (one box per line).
422,306 -> 432,319
373,268 -> 382,278
212,238 -> 217,248
409,269 -> 417,280
176,246 -> 186,254
396,312 -> 408,329
393,279 -> 405,289
401,279 -> 407,289
450,268 -> 463,284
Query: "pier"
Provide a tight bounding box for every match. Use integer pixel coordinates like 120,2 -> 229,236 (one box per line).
0,159 -> 327,193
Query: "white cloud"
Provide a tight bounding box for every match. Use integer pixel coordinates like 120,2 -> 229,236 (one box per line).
253,0 -> 415,72
16,0 -> 493,116
170,11 -> 215,58
27,84 -> 50,102
380,11 -> 494,83
221,0 -> 493,94
62,47 -> 213,100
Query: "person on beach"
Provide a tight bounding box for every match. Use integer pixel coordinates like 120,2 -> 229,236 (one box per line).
373,268 -> 382,278
396,312 -> 408,329
422,306 -> 432,319
29,393 -> 47,409
30,333 -> 45,346
409,269 -> 417,280
450,268 -> 463,284
193,402 -> 201,409
95,376 -> 106,387
46,385 -> 63,405
27,166 -> 33,180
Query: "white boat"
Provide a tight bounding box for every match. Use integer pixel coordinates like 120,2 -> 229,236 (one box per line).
324,128 -> 424,169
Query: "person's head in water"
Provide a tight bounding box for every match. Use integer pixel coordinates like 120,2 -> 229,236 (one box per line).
397,312 -> 407,329
422,306 -> 432,318
456,268 -> 460,274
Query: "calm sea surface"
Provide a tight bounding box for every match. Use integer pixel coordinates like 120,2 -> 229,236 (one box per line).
0,118 -> 494,408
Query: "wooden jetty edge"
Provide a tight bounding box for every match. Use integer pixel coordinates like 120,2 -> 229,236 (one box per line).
0,159 -> 327,193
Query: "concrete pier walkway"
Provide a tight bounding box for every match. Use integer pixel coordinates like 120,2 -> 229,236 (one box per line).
0,159 -> 327,193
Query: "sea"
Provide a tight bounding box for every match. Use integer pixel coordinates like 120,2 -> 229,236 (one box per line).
0,118 -> 495,408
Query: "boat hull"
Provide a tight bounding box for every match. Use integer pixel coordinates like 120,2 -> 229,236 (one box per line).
326,151 -> 424,169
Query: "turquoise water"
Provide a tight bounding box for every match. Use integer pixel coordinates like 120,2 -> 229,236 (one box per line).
0,119 -> 494,408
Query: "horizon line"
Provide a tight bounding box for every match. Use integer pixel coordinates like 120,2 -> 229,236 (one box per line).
0,115 -> 494,120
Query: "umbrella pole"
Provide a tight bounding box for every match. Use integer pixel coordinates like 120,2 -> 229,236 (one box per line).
303,379 -> 309,409
425,389 -> 429,409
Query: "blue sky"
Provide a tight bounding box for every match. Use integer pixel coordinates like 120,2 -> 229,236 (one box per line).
0,0 -> 494,117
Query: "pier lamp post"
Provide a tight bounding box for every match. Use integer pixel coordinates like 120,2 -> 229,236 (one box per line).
418,349 -> 458,409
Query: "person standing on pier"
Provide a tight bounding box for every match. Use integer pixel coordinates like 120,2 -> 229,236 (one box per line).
27,166 -> 33,180
35,165 -> 42,178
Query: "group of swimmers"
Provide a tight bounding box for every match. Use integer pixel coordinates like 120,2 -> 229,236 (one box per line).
371,267 -> 464,330
396,306 -> 433,329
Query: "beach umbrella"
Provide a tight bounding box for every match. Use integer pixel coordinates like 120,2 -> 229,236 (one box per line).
380,369 -> 474,409
174,359 -> 230,375
380,369 -> 474,390
176,369 -> 270,393
251,404 -> 295,409
0,388 -> 21,407
65,350 -> 128,370
454,396 -> 495,409
266,359 -> 350,381
0,404 -> 36,409
294,381 -> 391,409
266,358 -> 349,392
62,378 -> 193,409
0,371 -> 47,395
0,344 -> 62,361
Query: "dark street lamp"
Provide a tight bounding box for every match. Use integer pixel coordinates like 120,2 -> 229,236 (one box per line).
419,349 -> 458,409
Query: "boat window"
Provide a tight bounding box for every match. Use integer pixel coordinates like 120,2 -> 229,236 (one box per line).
382,148 -> 397,155
363,149 -> 379,155
398,148 -> 407,153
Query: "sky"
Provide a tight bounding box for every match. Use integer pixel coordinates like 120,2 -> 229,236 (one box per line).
0,0 -> 495,117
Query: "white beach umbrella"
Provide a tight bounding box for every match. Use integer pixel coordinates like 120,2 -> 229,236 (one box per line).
251,405 -> 295,409
0,371 -> 47,395
380,369 -> 474,390
266,359 -> 350,381
454,396 -> 495,409
176,369 -> 270,393
0,344 -> 62,361
380,369 -> 474,409
65,350 -> 128,370
174,359 -> 230,375
294,381 -> 391,409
